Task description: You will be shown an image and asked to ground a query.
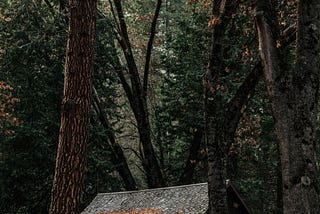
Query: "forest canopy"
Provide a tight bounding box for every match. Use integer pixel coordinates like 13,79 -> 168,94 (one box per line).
0,0 -> 319,213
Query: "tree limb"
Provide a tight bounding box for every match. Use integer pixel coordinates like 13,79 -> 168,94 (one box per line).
143,0 -> 162,98
92,86 -> 138,190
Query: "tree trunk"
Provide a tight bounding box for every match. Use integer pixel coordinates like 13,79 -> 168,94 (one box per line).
111,0 -> 163,188
92,87 -> 138,190
255,0 -> 320,213
204,64 -> 262,214
49,0 -> 96,213
136,110 -> 164,187
204,1 -> 239,213
179,128 -> 203,184
286,0 -> 320,212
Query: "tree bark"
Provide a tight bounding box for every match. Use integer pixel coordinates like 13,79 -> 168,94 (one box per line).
204,1 -> 239,213
143,0 -> 162,98
111,0 -> 163,188
49,0 -> 96,213
204,2 -> 299,213
255,0 -> 320,213
287,0 -> 320,212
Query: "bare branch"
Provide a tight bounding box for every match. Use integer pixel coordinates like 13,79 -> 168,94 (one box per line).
112,0 -> 143,99
143,0 -> 162,98
92,86 -> 138,190
107,0 -> 122,36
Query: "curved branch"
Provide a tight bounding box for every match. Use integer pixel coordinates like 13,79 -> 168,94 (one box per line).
224,62 -> 263,148
143,0 -> 162,97
225,23 -> 297,148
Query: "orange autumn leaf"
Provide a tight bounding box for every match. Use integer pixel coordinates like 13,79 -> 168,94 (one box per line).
208,15 -> 222,27
0,81 -> 20,135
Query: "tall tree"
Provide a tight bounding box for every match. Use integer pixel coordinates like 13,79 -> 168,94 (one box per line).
109,0 -> 163,188
255,0 -> 320,213
203,0 -> 262,212
49,0 -> 97,213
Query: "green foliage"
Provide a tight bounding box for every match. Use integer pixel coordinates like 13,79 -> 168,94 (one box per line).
0,0 -> 318,213
0,1 -> 65,212
230,81 -> 281,213
0,1 -> 124,213
151,1 -> 210,185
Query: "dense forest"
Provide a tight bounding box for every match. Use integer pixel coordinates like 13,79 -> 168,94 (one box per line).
0,0 -> 319,213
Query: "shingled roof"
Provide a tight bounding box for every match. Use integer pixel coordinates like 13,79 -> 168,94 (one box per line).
82,182 -> 251,214
82,183 -> 208,214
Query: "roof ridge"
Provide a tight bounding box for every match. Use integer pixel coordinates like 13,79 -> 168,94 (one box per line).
96,182 -> 207,196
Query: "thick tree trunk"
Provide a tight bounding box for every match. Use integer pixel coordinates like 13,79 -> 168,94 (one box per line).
205,64 -> 262,214
49,0 -> 96,213
204,28 -> 228,214
204,1 -> 239,213
286,0 -> 320,212
204,1 -> 278,212
255,0 -> 320,213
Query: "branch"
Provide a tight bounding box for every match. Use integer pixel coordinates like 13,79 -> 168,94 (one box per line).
112,0 -> 139,76
143,0 -> 162,98
224,62 -> 263,148
113,0 -> 131,47
224,23 -> 297,149
107,0 -> 121,36
92,86 -> 138,190
113,64 -> 141,118
92,86 -> 117,146
107,36 -> 138,114
112,0 -> 144,102
97,6 -> 140,117
281,24 -> 296,47
116,67 -> 135,106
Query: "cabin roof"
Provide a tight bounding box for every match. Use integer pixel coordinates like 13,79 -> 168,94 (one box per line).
82,183 -> 208,214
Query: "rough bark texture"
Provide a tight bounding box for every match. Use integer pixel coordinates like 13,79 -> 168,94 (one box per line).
204,13 -> 229,214
255,4 -> 294,213
112,0 -> 163,188
204,1 -> 299,213
204,60 -> 262,214
204,1 -> 241,213
255,0 -> 320,213
288,0 -> 320,212
49,0 -> 96,213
